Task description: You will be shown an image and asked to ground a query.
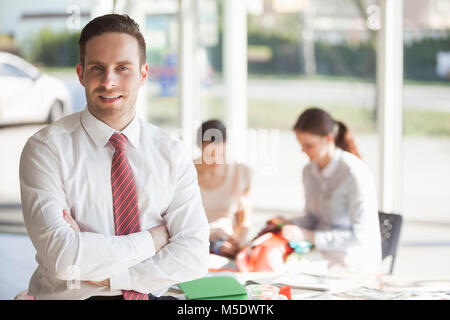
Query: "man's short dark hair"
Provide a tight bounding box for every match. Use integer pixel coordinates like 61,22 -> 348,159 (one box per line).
78,14 -> 146,66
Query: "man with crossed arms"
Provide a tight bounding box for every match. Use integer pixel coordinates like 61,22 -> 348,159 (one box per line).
19,14 -> 209,300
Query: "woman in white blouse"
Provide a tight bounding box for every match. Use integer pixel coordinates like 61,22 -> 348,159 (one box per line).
194,120 -> 252,259
262,108 -> 381,272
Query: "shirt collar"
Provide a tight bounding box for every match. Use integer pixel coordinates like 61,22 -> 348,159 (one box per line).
321,147 -> 342,178
80,107 -> 140,149
311,147 -> 342,179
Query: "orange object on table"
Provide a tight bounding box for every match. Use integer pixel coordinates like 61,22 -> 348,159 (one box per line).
279,285 -> 292,300
235,232 -> 293,272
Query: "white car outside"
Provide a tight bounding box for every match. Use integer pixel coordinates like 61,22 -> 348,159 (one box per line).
0,52 -> 72,125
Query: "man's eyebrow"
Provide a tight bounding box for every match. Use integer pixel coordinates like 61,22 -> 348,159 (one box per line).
86,61 -> 134,66
116,61 -> 134,65
86,61 -> 104,66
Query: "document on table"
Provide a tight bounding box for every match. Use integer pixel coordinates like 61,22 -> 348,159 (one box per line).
334,287 -> 411,300
272,273 -> 358,292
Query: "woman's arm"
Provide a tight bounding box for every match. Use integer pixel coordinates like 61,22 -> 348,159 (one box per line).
314,171 -> 378,251
291,166 -> 318,230
233,186 -> 251,244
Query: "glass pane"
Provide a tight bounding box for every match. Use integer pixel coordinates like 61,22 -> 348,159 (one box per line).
198,0 -> 225,122
246,0 -> 380,212
402,0 -> 450,223
145,7 -> 179,129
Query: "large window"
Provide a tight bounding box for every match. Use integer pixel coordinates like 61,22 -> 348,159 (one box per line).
402,0 -> 450,223
244,0 -> 380,213
145,9 -> 180,129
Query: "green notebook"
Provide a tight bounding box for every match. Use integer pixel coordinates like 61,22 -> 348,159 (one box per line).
178,276 -> 248,300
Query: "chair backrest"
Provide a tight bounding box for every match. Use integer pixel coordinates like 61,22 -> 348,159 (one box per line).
378,212 -> 403,274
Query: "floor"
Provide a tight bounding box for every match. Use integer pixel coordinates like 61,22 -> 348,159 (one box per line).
0,233 -> 37,300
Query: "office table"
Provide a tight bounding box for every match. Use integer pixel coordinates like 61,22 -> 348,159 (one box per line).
168,253 -> 450,300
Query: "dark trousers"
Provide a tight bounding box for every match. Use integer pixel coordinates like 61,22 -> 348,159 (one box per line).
86,295 -> 123,300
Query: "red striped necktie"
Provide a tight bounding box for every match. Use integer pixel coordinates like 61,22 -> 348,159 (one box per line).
109,133 -> 149,300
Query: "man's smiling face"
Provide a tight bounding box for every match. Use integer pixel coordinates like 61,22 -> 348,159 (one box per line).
76,32 -> 148,127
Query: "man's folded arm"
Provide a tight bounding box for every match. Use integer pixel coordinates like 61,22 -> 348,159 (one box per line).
19,138 -> 155,282
109,142 -> 210,294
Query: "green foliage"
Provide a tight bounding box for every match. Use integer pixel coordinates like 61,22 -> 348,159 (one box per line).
404,33 -> 450,81
314,40 -> 375,79
247,13 -> 300,43
208,17 -> 450,84
27,28 -> 80,67
248,33 -> 300,74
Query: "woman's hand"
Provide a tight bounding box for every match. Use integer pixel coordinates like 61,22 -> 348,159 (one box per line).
219,237 -> 241,258
253,216 -> 290,240
281,225 -> 315,244
254,223 -> 279,240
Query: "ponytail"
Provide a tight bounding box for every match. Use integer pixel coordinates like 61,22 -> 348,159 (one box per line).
335,121 -> 362,159
293,107 -> 362,160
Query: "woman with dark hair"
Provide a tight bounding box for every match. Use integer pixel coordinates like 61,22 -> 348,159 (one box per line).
261,107 -> 381,272
194,120 -> 253,259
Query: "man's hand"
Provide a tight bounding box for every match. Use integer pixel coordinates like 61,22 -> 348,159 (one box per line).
148,224 -> 170,252
63,209 -> 170,252
87,279 -> 110,287
63,209 -> 81,232
63,210 -> 169,286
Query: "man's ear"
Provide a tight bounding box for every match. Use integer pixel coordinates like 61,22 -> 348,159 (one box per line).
140,63 -> 149,86
76,63 -> 85,87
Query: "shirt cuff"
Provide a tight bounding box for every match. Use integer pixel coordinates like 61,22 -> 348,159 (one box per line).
109,231 -> 155,291
313,231 -> 327,250
109,268 -> 132,291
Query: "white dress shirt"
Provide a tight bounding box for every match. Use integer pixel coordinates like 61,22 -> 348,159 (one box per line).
19,107 -> 210,300
293,148 -> 382,272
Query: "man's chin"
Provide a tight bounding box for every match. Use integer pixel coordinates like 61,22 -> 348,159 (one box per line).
88,102 -> 126,118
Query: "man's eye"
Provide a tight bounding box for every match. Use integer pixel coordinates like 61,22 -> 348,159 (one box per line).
118,66 -> 128,71
91,66 -> 103,71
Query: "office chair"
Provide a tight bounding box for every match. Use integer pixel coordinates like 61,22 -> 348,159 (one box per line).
378,212 -> 403,274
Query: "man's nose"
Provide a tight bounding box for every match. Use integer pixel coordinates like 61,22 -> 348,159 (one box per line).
101,69 -> 118,89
